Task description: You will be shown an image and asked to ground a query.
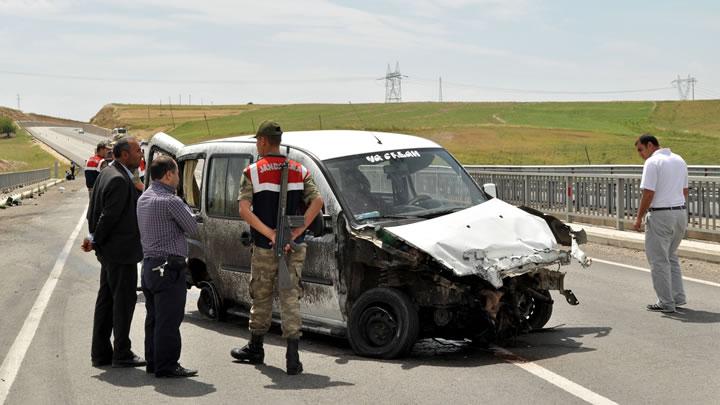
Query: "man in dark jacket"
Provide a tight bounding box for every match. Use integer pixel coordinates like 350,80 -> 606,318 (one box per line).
82,136 -> 146,368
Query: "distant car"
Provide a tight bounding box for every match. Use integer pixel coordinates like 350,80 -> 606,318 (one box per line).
78,128 -> 85,134
111,127 -> 128,138
148,130 -> 592,359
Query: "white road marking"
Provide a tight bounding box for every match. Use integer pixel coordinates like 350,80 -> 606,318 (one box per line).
491,346 -> 618,405
593,258 -> 720,288
0,208 -> 87,404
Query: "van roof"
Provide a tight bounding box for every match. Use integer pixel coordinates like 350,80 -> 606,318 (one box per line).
204,130 -> 442,160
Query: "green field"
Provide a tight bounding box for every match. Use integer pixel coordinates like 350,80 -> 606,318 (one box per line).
92,100 -> 720,165
0,128 -> 68,174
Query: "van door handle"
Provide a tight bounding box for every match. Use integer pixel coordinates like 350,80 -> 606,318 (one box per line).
240,231 -> 252,246
194,215 -> 204,224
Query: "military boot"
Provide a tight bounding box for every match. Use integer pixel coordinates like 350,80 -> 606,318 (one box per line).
230,334 -> 265,364
285,338 -> 303,375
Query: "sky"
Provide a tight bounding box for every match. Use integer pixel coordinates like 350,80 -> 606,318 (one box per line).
1,0 -> 719,121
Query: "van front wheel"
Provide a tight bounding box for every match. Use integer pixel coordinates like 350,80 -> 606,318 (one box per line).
197,281 -> 224,321
348,288 -> 419,359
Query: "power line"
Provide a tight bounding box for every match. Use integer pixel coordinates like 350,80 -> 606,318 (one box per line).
0,69 -> 376,85
406,76 -> 674,95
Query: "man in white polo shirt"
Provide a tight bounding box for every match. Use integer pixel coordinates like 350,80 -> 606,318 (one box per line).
633,134 -> 689,313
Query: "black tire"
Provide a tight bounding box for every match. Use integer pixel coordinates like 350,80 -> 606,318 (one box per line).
197,281 -> 225,321
348,287 -> 420,359
518,289 -> 553,330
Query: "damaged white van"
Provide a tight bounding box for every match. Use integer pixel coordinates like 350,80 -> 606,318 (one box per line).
147,130 -> 591,359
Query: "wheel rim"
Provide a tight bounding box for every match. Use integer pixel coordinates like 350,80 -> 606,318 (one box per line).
517,293 -> 536,321
360,306 -> 398,348
198,283 -> 219,319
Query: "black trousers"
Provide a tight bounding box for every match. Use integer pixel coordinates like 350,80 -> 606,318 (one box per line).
91,260 -> 138,362
141,257 -> 187,374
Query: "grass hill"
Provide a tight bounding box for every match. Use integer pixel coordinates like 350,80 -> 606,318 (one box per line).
0,106 -> 77,173
92,100 -> 720,165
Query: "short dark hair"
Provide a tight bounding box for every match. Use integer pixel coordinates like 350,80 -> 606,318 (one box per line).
635,133 -> 660,147
112,136 -> 136,157
258,133 -> 282,146
149,155 -> 177,180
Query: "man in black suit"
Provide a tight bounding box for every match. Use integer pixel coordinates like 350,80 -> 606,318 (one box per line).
82,137 -> 146,368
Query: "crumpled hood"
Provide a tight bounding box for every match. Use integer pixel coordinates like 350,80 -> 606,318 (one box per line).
383,198 -> 566,287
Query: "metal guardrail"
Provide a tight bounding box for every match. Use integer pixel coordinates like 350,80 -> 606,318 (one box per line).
465,165 -> 720,177
0,168 -> 51,194
466,169 -> 720,240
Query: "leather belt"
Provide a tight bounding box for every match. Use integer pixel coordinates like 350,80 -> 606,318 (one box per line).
649,205 -> 686,212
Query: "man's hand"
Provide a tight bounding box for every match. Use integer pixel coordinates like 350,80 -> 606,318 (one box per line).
134,182 -> 145,192
633,218 -> 644,232
290,227 -> 305,242
81,238 -> 94,252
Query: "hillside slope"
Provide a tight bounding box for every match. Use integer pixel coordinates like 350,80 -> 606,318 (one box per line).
90,101 -> 720,165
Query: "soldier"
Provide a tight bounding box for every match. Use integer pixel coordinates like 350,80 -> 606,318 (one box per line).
230,121 -> 323,375
85,141 -> 109,197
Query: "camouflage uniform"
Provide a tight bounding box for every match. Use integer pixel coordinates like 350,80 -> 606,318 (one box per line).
238,163 -> 320,340
248,245 -> 306,338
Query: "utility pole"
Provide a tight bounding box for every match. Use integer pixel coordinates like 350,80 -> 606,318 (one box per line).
439,77 -> 443,102
189,94 -> 192,105
379,62 -> 405,103
671,75 -> 698,100
16,94 -> 20,110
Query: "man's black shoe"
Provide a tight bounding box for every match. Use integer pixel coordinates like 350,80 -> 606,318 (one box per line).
112,355 -> 147,368
91,359 -> 111,367
155,365 -> 198,378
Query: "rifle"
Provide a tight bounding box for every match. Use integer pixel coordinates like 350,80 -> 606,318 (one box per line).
275,159 -> 305,290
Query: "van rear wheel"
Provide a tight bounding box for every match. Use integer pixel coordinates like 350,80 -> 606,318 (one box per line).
348,288 -> 419,359
197,281 -> 224,321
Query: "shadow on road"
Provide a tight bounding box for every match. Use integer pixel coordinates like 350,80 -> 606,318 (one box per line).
92,367 -> 217,398
183,310 -> 612,370
238,363 -> 356,390
662,307 -> 720,323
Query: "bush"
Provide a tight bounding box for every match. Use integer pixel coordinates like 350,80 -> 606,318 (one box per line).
0,116 -> 17,138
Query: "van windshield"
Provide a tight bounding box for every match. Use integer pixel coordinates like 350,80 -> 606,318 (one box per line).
325,148 -> 488,222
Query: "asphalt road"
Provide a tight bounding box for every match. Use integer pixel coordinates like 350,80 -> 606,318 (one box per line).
1,180 -> 719,405
25,127 -> 108,168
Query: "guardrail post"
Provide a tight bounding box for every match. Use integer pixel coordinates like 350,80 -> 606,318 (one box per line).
566,176 -> 573,222
523,175 -> 529,206
616,178 -> 625,230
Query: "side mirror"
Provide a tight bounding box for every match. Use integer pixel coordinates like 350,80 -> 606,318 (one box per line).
483,183 -> 497,198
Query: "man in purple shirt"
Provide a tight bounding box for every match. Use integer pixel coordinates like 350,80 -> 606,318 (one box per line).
137,155 -> 199,378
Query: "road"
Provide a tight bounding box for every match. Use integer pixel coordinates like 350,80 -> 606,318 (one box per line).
1,178 -> 719,405
25,127 -> 109,168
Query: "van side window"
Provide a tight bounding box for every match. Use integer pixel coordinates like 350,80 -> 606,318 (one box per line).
207,155 -> 252,218
181,159 -> 204,209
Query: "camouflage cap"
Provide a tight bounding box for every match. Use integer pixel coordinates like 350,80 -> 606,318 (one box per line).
253,120 -> 282,139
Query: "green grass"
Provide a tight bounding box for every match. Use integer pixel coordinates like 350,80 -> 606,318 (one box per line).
0,128 -> 67,175
96,100 -> 720,165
